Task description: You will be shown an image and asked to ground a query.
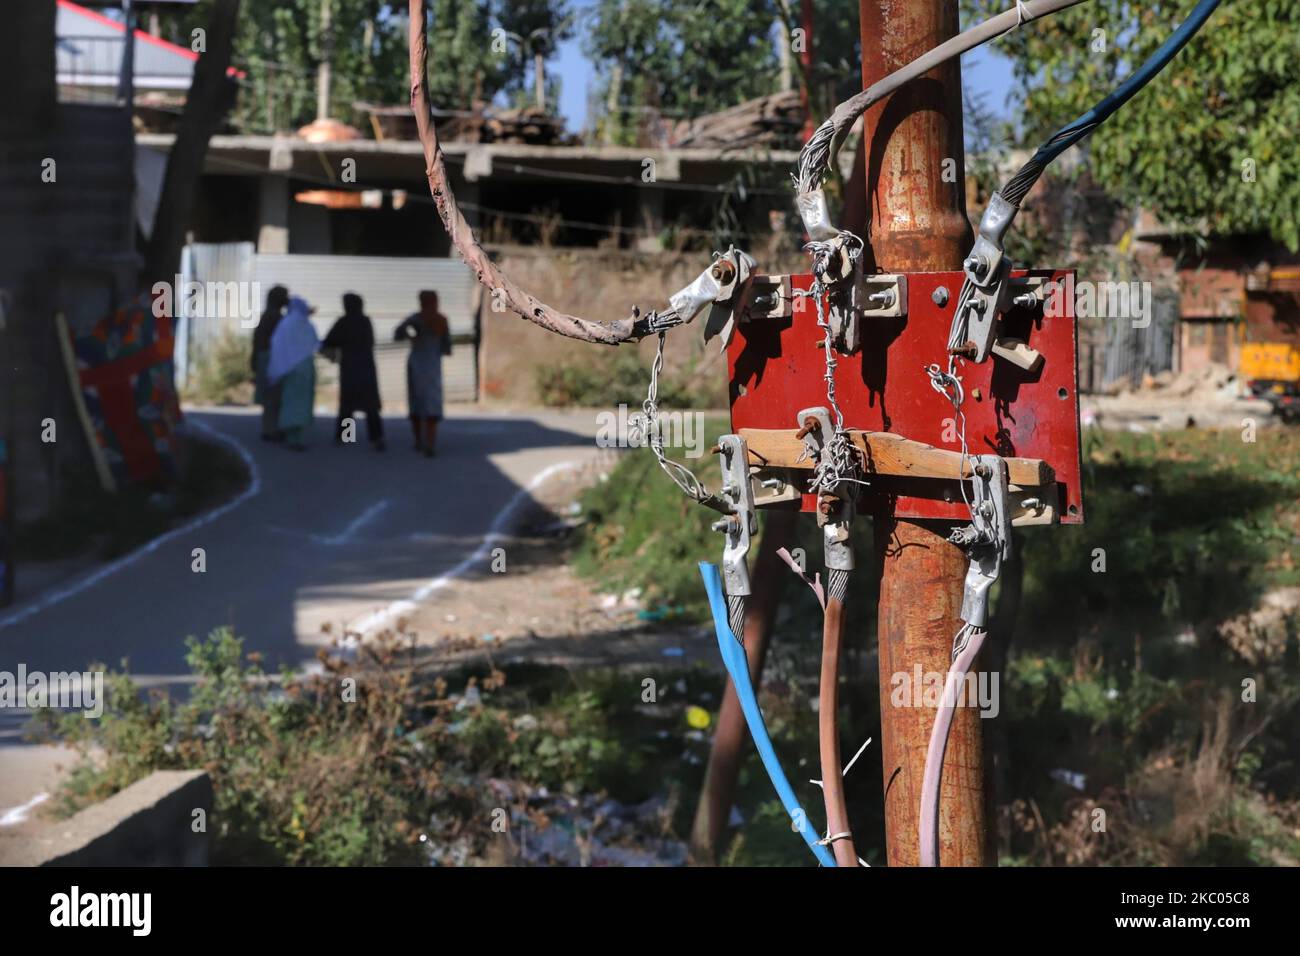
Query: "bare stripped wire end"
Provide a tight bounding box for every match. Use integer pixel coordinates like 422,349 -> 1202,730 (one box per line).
792,0 -> 1092,208
952,0 -> 1224,367
795,120 -> 839,196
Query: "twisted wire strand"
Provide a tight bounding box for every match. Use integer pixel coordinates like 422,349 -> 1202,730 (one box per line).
826,567 -> 850,604
726,595 -> 747,644
794,242 -> 869,500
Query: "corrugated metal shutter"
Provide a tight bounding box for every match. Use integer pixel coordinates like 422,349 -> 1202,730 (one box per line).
187,241 -> 256,346
251,254 -> 478,404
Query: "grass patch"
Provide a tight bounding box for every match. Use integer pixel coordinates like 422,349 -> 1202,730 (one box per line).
1019,427 -> 1300,645
182,332 -> 253,406
534,347 -> 722,408
574,414 -> 733,617
572,425 -> 1300,865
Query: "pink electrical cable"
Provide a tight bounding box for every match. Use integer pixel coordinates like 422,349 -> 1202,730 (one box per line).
919,624 -> 988,867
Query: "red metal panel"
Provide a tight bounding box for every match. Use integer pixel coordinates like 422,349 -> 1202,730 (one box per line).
727,269 -> 1084,523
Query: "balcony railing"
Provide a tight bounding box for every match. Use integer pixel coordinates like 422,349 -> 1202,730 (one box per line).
56,34 -> 133,105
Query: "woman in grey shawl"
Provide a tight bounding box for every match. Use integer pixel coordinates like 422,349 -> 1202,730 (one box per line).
394,290 -> 451,457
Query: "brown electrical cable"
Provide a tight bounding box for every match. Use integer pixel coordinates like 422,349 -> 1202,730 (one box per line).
407,0 -> 637,345
819,572 -> 857,867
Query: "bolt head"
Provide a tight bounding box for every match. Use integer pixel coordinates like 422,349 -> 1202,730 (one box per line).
931,286 -> 950,307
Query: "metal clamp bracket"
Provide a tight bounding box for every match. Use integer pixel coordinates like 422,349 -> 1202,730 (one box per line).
948,454 -> 1012,627
713,434 -> 757,597
634,246 -> 756,341
795,405 -> 834,462
950,192 -> 1016,362
806,232 -> 867,355
792,406 -> 855,571
698,246 -> 757,350
859,273 -> 908,320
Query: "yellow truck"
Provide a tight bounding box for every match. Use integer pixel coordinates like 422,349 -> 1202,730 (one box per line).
1241,343 -> 1300,423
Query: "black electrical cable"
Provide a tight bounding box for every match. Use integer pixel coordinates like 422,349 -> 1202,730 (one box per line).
999,0 -> 1224,209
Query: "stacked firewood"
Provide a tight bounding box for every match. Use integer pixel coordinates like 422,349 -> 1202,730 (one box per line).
670,90 -> 804,150
479,107 -> 567,145
353,102 -> 567,145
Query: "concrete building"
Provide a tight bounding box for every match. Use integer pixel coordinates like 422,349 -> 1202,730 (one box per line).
134,133 -> 799,258
135,132 -> 798,404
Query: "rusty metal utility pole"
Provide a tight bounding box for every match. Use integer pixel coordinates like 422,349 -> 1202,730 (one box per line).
859,0 -> 992,867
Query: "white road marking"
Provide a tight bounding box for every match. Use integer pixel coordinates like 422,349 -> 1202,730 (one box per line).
0,417 -> 262,631
268,498 -> 392,546
317,499 -> 391,546
349,458 -> 587,636
0,791 -> 49,827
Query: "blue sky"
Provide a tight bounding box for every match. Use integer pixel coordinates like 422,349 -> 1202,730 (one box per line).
550,20 -> 1017,134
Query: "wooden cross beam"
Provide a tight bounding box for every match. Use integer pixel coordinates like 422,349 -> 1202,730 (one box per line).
738,427 -> 1053,487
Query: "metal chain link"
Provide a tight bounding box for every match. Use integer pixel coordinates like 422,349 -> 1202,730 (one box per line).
642,330 -> 712,504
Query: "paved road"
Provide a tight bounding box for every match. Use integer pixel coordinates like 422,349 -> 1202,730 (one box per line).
0,406 -> 603,688
0,404 -> 606,834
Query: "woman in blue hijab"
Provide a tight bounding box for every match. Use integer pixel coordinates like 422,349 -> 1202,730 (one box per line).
267,296 -> 319,451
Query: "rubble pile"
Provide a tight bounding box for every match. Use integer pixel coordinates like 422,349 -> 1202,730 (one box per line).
1085,362 -> 1275,431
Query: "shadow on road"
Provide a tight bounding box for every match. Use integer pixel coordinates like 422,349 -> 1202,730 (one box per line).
0,407 -> 607,695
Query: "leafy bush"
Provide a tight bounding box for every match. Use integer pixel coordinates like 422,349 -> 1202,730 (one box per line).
36,632 -> 733,866
572,415 -> 728,616
184,332 -> 254,405
44,631 -> 445,865
534,347 -> 712,408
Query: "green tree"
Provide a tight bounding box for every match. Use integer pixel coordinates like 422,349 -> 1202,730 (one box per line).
426,0 -> 509,111
165,0 -> 410,130
161,2 -> 572,130
774,0 -> 862,115
964,0 -> 1300,250
584,0 -> 784,140
495,0 -> 574,110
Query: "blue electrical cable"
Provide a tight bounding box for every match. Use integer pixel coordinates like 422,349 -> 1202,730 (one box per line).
1001,0 -> 1224,206
699,561 -> 837,867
